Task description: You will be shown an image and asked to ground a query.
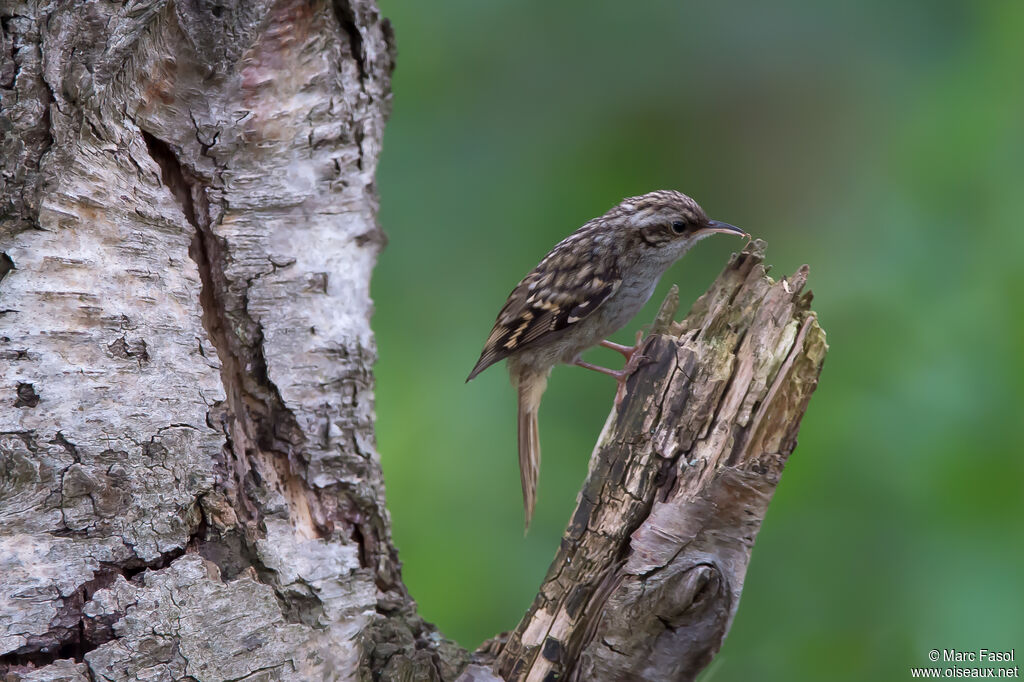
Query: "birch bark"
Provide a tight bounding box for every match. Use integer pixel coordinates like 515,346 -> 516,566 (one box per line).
1,2 -> 462,680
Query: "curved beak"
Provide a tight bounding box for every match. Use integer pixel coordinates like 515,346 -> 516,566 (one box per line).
702,220 -> 748,238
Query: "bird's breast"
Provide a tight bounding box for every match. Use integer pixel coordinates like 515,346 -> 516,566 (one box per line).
604,275 -> 659,327
563,275 -> 657,355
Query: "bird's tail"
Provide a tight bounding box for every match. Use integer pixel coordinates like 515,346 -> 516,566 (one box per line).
515,370 -> 548,532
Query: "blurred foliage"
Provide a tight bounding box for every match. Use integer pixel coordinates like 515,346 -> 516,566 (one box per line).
371,1 -> 1024,679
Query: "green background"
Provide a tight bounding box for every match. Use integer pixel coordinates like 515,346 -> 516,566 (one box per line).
372,2 -> 1024,680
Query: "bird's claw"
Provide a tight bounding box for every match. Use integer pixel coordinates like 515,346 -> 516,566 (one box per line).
575,337 -> 654,406
613,348 -> 654,407
621,350 -> 650,377
599,331 -> 646,361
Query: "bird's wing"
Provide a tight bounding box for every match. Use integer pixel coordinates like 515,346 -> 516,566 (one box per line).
466,248 -> 621,380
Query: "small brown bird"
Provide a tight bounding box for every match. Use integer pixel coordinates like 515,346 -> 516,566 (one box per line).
467,190 -> 747,529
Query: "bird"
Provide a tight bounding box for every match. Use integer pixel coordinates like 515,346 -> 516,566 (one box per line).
466,190 -> 748,529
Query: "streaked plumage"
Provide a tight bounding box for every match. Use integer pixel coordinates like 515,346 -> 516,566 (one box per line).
467,190 -> 747,529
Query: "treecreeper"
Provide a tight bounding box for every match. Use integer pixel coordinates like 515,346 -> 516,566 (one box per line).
467,190 -> 747,529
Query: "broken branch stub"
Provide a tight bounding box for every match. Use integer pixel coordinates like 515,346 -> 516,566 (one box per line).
492,239 -> 828,682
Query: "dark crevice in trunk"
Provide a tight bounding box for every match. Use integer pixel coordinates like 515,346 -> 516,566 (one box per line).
331,0 -> 367,84
138,126 -> 414,642
140,128 -> 314,532
0,569 -> 118,673
0,252 -> 14,284
139,126 -> 373,634
0,538 -> 193,675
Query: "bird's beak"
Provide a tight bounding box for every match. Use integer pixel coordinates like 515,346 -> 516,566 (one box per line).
701,220 -> 749,238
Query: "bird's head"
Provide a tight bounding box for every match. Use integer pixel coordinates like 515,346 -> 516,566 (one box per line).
609,190 -> 748,264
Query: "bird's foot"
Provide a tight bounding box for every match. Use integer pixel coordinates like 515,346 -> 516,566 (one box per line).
598,330 -> 644,360
614,346 -> 654,405
573,359 -> 631,382
574,337 -> 652,406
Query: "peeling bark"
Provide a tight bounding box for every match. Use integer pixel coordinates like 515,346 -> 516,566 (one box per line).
1,2 -> 827,681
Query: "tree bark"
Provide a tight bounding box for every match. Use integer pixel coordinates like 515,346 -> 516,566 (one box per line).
0,2 -> 826,681
0,1 -> 462,680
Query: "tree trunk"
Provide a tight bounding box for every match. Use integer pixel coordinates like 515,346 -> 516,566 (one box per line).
0,1 -> 459,680
0,2 -> 826,681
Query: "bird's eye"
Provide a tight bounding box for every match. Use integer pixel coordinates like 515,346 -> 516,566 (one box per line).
671,220 -> 687,234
